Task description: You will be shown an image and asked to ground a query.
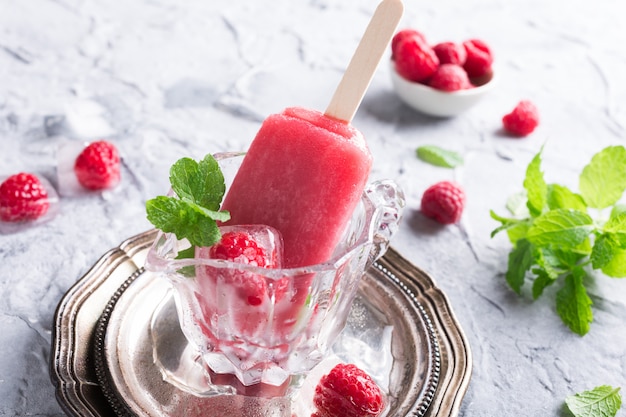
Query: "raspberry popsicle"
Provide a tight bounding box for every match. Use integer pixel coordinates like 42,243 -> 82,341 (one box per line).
222,0 -> 403,268
221,107 -> 371,268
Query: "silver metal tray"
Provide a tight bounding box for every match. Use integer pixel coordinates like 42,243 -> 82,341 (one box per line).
50,229 -> 472,417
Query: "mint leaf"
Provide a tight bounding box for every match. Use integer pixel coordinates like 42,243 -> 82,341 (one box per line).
191,203 -> 231,223
146,154 -> 230,248
611,204 -> 626,218
175,246 -> 197,277
506,191 -> 529,217
566,385 -> 622,417
490,209 -> 532,243
572,237 -> 593,256
169,157 -> 198,202
146,197 -> 222,247
489,210 -> 519,238
524,151 -> 548,217
416,145 -> 463,168
601,247 -> 626,278
536,248 -> 566,279
526,209 -> 593,248
176,246 -> 196,260
170,154 -> 226,211
506,239 -> 534,294
579,145 -> 626,209
554,246 -> 588,267
179,211 -> 222,248
597,213 -> 626,275
604,212 -> 626,247
506,220 -> 531,244
556,267 -> 593,336
591,234 -> 619,270
146,196 -> 187,232
531,267 -> 556,299
547,184 -> 587,211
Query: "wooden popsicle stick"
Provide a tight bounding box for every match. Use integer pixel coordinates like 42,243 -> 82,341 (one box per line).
325,0 -> 404,123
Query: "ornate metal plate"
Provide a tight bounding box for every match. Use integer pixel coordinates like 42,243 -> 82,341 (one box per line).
50,229 -> 471,417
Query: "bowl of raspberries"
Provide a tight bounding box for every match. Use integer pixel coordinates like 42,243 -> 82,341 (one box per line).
390,29 -> 496,117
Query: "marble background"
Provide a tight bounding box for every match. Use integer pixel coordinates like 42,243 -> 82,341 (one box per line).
1,0 -> 625,415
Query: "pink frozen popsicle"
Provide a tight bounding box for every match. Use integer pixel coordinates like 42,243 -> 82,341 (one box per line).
221,107 -> 371,268
222,0 -> 403,268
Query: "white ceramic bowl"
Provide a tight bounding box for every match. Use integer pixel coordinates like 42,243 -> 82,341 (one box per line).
390,61 -> 497,117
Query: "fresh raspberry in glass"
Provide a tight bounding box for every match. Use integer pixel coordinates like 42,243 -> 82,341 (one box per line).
209,230 -> 274,268
0,173 -> 50,222
421,181 -> 466,225
433,41 -> 467,66
391,29 -> 426,59
313,363 -> 385,417
74,140 -> 121,190
502,100 -> 540,137
208,230 -> 279,306
428,64 -> 472,92
462,39 -> 493,78
393,36 -> 439,83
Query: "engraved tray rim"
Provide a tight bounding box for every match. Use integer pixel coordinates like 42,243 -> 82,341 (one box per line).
50,229 -> 472,417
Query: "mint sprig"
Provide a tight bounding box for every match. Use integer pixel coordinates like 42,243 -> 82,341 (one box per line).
491,145 -> 626,335
146,154 -> 230,247
565,385 -> 622,417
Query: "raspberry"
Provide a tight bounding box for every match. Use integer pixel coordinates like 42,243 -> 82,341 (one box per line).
209,231 -> 273,267
313,363 -> 385,417
393,36 -> 439,83
209,231 -> 275,305
433,41 -> 467,66
391,29 -> 426,59
462,39 -> 493,78
74,140 -> 121,190
428,64 -> 472,92
421,181 -> 466,224
0,173 -> 50,222
502,100 -> 540,136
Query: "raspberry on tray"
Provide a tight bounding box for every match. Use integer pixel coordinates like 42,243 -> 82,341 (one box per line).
312,363 -> 386,417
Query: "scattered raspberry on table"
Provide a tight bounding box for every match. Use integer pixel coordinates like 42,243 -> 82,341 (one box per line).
312,363 -> 385,417
0,173 -> 50,222
502,100 -> 540,136
74,140 -> 121,190
421,181 -> 466,225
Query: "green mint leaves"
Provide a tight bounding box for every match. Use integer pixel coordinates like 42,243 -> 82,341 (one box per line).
416,145 -> 464,168
146,154 -> 230,248
491,145 -> 626,335
566,385 -> 622,417
579,146 -> 626,209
